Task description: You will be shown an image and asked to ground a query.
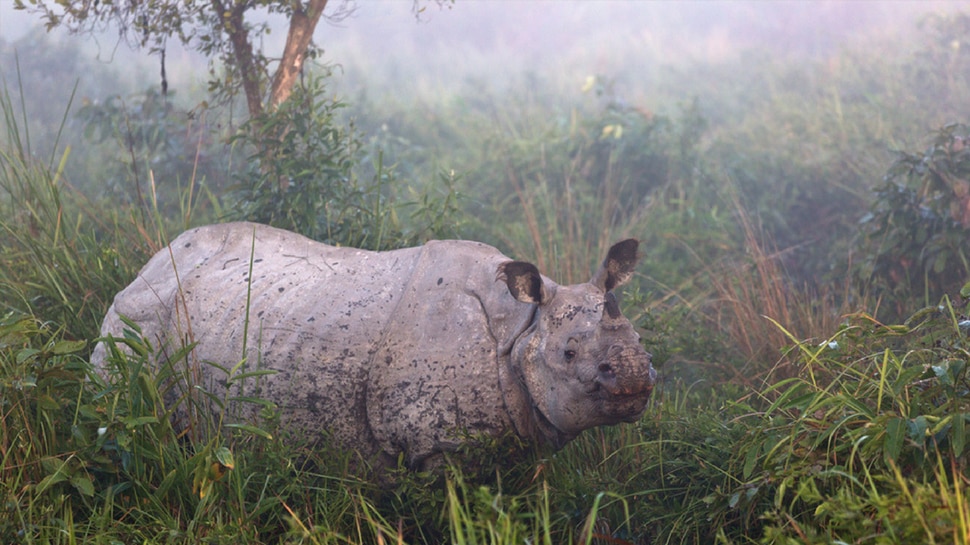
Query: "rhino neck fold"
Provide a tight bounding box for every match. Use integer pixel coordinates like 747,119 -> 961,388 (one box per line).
497,312 -> 574,450
497,304 -> 538,357
531,403 -> 576,450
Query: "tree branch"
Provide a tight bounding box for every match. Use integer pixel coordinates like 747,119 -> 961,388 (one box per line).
269,0 -> 329,110
211,0 -> 265,119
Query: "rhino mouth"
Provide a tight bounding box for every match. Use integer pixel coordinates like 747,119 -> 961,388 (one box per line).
588,347 -> 656,416
587,367 -> 656,421
589,383 -> 652,420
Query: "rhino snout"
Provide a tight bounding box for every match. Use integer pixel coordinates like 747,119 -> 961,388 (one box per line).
594,346 -> 656,398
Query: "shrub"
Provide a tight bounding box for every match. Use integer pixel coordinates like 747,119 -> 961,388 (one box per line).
740,287 -> 970,543
77,87 -> 230,220
227,74 -> 412,250
856,122 -> 970,320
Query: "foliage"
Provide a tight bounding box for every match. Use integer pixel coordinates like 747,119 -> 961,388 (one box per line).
14,0 -> 351,120
14,0 -> 454,122
5,291 -> 969,544
77,87 -> 231,219
857,123 -> 970,319
0,314 -> 95,543
744,291 -> 970,543
369,72 -> 721,287
0,308 -> 374,544
536,391 -> 760,544
5,5 -> 970,544
0,80 -> 173,340
226,75 -> 411,249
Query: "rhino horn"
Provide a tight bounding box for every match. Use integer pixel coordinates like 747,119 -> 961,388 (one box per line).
601,291 -> 624,330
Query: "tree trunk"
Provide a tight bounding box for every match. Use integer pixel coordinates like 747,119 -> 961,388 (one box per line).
269,0 -> 330,110
212,0 -> 265,120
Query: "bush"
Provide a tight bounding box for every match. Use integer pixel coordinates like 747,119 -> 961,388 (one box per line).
77,87 -> 230,220
227,74 -> 412,250
856,122 -> 970,320
739,288 -> 970,543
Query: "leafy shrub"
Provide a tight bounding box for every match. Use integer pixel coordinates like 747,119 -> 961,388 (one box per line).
737,288 -> 970,543
0,314 -> 97,543
77,87 -> 230,219
856,122 -> 970,319
227,74 -> 415,250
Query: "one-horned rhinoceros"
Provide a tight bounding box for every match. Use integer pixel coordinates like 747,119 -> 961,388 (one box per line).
93,222 -> 656,472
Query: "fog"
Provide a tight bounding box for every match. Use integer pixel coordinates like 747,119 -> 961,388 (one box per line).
1,1 -> 960,107
0,0 -> 965,211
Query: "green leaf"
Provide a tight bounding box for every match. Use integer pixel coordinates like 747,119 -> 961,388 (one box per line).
225,423 -> 273,440
762,378 -> 807,413
36,394 -> 59,411
228,395 -> 276,409
36,471 -> 68,495
908,416 -> 929,442
215,446 -> 235,470
51,339 -> 86,354
122,415 -> 159,429
949,359 -> 967,382
228,369 -> 278,383
742,441 -> 761,480
883,417 -> 905,463
15,347 -> 40,364
954,414 -> 967,457
933,363 -> 955,386
36,458 -> 70,494
156,469 -> 179,497
70,472 -> 94,496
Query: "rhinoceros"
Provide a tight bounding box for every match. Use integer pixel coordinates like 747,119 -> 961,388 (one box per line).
93,222 -> 656,472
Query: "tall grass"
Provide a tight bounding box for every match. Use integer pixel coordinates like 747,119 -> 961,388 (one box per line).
0,71 -> 215,340
743,293 -> 970,543
701,191 -> 861,385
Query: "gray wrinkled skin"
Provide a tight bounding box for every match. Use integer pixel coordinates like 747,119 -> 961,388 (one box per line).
92,222 -> 656,472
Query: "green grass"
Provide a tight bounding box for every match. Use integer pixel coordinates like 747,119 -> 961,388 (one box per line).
3,297 -> 970,543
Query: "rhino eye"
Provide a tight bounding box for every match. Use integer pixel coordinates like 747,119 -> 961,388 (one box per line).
564,349 -> 577,361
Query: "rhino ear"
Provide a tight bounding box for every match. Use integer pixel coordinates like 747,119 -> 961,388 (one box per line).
498,261 -> 547,304
591,239 -> 640,292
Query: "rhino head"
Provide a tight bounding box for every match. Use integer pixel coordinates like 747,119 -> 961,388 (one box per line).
498,239 -> 657,448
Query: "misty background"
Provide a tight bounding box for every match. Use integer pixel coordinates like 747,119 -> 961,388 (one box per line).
0,0 -> 967,307
1,1 -> 961,135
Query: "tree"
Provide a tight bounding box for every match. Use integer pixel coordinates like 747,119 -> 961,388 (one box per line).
12,0 -> 440,119
13,0 -> 455,247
